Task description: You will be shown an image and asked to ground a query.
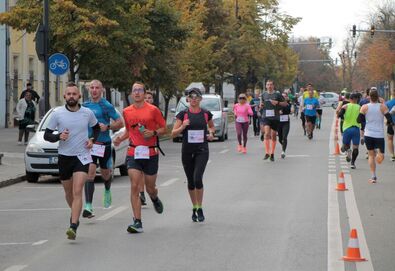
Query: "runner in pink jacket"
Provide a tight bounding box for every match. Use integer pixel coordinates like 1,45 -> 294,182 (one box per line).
233,94 -> 253,153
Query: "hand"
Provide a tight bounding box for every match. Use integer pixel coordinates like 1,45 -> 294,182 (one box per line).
86,139 -> 94,149
114,136 -> 121,147
143,129 -> 155,138
182,119 -> 190,129
59,129 -> 69,141
207,132 -> 214,141
99,123 -> 108,132
270,99 -> 278,106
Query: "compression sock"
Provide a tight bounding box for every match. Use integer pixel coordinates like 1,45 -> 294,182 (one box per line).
352,149 -> 359,164
84,179 -> 95,204
271,140 -> 277,154
264,139 -> 270,154
104,176 -> 112,191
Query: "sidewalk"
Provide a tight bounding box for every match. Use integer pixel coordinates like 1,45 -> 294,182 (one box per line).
0,128 -> 29,188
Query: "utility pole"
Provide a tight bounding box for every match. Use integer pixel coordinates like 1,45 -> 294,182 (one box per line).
5,0 -> 10,127
43,0 -> 50,113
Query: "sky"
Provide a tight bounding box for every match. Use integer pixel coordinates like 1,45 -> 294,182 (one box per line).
279,0 -> 381,59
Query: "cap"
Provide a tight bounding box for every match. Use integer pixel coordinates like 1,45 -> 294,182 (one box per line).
350,93 -> 358,100
187,88 -> 202,97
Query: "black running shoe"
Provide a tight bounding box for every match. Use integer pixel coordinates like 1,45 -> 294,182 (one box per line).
82,208 -> 94,218
192,208 -> 198,222
350,163 -> 356,169
140,192 -> 147,206
151,197 -> 163,214
260,135 -> 264,141
127,218 -> 143,233
196,208 -> 205,222
270,154 -> 275,162
263,153 -> 270,160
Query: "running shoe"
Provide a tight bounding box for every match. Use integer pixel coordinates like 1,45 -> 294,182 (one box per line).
196,208 -> 205,222
151,197 -> 164,214
82,204 -> 95,218
140,192 -> 147,206
391,155 -> 395,162
281,151 -> 285,159
346,149 -> 352,162
127,219 -> 143,233
341,145 -> 346,153
368,177 -> 377,184
263,153 -> 270,160
103,189 -> 112,208
242,147 -> 247,154
192,208 -> 198,222
260,135 -> 264,141
270,154 -> 275,162
237,145 -> 242,152
308,133 -> 313,140
66,227 -> 76,240
350,162 -> 356,169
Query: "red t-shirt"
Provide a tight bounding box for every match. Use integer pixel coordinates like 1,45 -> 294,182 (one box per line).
123,102 -> 166,156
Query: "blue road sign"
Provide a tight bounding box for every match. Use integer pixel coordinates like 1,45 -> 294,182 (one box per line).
48,53 -> 70,76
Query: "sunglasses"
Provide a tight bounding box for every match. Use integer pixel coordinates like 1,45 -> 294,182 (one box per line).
238,97 -> 246,100
188,94 -> 200,99
132,88 -> 144,93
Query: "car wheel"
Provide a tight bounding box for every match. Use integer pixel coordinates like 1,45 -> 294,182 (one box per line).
119,164 -> 128,176
26,171 -> 39,183
218,131 -> 225,142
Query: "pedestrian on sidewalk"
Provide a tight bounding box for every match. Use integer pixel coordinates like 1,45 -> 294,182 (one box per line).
114,82 -> 166,233
171,88 -> 215,222
16,91 -> 37,145
44,82 -> 100,240
234,93 -> 253,153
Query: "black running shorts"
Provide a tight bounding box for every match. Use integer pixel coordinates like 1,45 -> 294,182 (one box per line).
58,155 -> 89,181
260,117 -> 279,131
364,136 -> 385,153
126,155 -> 159,176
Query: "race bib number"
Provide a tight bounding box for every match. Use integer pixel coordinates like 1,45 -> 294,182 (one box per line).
91,144 -> 105,158
306,104 -> 313,110
280,115 -> 289,122
77,153 -> 93,165
265,109 -> 275,117
134,145 -> 150,160
188,130 -> 204,143
236,116 -> 246,123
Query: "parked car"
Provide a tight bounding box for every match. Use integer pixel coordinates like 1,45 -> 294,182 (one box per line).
319,92 -> 339,108
171,94 -> 229,142
24,106 -> 129,183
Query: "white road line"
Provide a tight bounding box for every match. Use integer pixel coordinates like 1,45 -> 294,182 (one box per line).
0,242 -> 31,246
4,265 -> 28,271
341,166 -> 348,169
286,154 -> 310,158
219,149 -> 229,154
0,207 -> 70,212
328,173 -> 345,271
32,240 -> 48,246
328,165 -> 336,169
96,206 -> 128,221
160,178 -> 180,187
344,174 -> 374,271
328,161 -> 336,165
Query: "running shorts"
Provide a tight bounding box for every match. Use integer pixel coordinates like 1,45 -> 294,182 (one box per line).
342,126 -> 360,146
58,155 -> 89,181
305,115 -> 316,124
260,118 -> 279,131
364,136 -> 385,153
91,143 -> 113,169
126,155 -> 159,176
316,109 -> 323,115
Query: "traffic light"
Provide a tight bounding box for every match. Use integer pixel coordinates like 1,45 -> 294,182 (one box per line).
352,25 -> 356,38
370,25 -> 375,37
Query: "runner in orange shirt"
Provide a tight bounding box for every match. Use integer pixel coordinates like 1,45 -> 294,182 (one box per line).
114,82 -> 166,233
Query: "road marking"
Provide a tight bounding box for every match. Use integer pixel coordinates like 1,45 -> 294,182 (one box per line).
286,154 -> 310,158
2,152 -> 24,159
328,161 -> 336,165
0,207 -> 105,212
341,166 -> 348,169
328,165 -> 336,169
344,174 -> 374,271
32,240 -> 48,246
4,265 -> 28,271
328,173 -> 345,271
219,149 -> 229,154
160,178 -> 180,187
0,239 -> 47,246
96,206 -> 128,221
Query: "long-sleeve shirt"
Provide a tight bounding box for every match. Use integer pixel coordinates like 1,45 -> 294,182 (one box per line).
233,103 -> 253,123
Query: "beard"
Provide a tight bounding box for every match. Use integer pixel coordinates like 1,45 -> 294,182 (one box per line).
66,99 -> 78,107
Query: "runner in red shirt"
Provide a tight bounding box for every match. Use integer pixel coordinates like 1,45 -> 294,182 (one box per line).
114,82 -> 166,233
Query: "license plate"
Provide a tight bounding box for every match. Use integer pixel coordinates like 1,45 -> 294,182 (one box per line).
49,156 -> 58,164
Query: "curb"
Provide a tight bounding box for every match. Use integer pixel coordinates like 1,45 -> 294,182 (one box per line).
0,175 -> 26,189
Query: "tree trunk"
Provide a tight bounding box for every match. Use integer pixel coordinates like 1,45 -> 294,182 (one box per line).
164,96 -> 170,122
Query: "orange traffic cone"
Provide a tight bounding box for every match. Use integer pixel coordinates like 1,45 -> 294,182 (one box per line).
342,229 -> 367,262
336,171 -> 348,191
334,142 -> 341,155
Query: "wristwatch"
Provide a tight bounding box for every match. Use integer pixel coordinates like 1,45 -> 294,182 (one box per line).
107,125 -> 111,130
153,130 -> 158,136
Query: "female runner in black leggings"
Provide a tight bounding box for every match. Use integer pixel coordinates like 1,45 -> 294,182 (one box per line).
171,88 -> 215,222
278,93 -> 291,159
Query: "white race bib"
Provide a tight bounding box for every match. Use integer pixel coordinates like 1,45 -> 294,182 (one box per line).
188,130 -> 204,143
265,109 -> 275,117
91,144 -> 105,158
77,153 -> 93,165
236,116 -> 246,123
280,115 -> 289,122
306,104 -> 313,110
134,145 -> 150,160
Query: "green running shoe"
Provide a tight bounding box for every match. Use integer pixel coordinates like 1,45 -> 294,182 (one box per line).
66,227 -> 76,240
82,204 -> 95,218
103,189 -> 112,209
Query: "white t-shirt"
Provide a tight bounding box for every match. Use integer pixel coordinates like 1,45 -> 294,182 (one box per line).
47,105 -> 98,156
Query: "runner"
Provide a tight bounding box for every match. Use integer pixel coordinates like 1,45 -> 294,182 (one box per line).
316,102 -> 323,129
357,89 -> 393,183
337,93 -> 361,169
114,82 -> 166,233
298,88 -> 306,135
278,92 -> 291,159
385,89 -> 395,161
233,93 -> 253,153
82,80 -> 124,218
259,80 -> 287,161
336,93 -> 350,134
303,88 -> 320,140
171,88 -> 215,222
249,90 -> 261,136
44,82 -> 99,240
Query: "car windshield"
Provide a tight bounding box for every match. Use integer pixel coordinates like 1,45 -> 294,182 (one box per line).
39,109 -> 55,131
177,97 -> 220,112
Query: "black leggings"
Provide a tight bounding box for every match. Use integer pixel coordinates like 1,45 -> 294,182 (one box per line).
182,151 -> 209,190
252,115 -> 260,135
278,122 -> 290,152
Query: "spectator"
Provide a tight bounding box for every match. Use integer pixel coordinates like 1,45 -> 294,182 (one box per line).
20,82 -> 40,103
16,91 -> 37,145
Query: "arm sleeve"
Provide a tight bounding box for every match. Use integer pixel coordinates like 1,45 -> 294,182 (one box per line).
91,122 -> 100,141
384,113 -> 393,125
337,108 -> 346,119
44,128 -> 60,142
176,111 -> 185,121
357,113 -> 366,130
207,110 -> 213,121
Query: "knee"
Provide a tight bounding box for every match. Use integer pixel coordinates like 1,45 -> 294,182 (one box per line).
188,180 -> 195,190
195,180 -> 203,190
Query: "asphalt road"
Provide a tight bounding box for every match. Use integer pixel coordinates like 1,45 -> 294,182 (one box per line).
1,108 -> 394,271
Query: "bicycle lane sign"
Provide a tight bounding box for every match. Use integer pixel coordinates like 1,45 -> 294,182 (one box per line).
48,53 -> 70,76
